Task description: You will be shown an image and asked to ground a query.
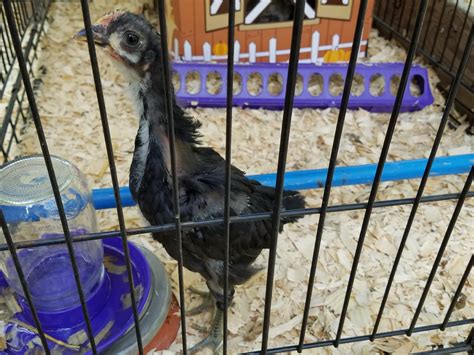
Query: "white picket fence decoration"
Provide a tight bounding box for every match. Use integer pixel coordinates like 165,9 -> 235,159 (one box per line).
269,38 -> 277,63
203,42 -> 212,61
311,31 -> 320,63
173,33 -> 367,63
249,42 -> 257,63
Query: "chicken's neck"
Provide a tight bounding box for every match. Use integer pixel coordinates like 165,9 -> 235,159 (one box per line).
129,66 -> 200,198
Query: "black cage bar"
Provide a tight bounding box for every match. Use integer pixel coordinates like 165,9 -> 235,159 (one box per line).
0,0 -> 473,354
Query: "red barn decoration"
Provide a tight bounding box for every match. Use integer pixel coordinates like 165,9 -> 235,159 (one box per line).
166,0 -> 376,63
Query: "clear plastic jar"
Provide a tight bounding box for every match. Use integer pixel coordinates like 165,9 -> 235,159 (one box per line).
0,155 -> 104,312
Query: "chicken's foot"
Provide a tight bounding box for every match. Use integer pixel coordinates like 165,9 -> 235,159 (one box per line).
189,307 -> 223,354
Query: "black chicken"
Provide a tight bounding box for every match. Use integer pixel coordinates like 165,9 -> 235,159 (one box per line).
75,11 -> 305,353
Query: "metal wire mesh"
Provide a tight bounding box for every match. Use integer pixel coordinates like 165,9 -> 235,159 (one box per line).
0,0 -> 473,354
1,0 -> 50,162
373,0 -> 474,122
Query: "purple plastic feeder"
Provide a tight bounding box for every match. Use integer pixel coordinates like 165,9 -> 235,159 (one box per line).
172,62 -> 434,112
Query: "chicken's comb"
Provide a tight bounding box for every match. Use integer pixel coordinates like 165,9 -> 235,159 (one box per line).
96,9 -> 126,26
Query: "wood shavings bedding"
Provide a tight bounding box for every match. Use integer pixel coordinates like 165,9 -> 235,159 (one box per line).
6,2 -> 473,354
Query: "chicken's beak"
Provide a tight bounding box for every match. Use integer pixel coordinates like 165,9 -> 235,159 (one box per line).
73,24 -> 109,47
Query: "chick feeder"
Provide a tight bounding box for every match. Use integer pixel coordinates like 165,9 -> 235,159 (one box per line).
172,62 -> 434,112
0,156 -> 179,353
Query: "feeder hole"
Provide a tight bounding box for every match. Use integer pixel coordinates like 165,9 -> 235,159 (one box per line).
370,73 -> 385,96
206,71 -> 223,95
308,73 -> 324,96
233,72 -> 243,95
351,73 -> 364,96
172,71 -> 181,93
410,75 -> 424,97
329,73 -> 344,96
390,75 -> 400,96
185,71 -> 201,95
267,73 -> 284,96
295,74 -> 304,96
247,72 -> 263,96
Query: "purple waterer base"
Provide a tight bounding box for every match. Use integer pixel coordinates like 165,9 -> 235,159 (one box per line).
0,271 -> 8,289
17,272 -> 110,330
5,238 -> 152,354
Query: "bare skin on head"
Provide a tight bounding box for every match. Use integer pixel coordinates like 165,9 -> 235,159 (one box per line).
75,11 -> 305,353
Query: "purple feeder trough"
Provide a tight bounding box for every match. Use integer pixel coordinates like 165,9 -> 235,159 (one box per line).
172,62 -> 434,112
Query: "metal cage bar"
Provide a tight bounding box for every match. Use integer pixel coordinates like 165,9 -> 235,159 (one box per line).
298,0 -> 369,351
405,0 -> 417,39
439,0 -> 460,64
1,192 -> 472,253
3,0 -> 97,352
156,0 -> 188,352
335,0 -> 429,346
395,0 -> 408,34
449,0 -> 472,72
427,0 -> 447,58
244,319 -> 474,354
0,210 -> 50,354
466,327 -> 474,350
223,1 -> 236,354
413,343 -> 474,355
260,1 -> 305,352
421,0 -> 437,49
441,255 -> 473,331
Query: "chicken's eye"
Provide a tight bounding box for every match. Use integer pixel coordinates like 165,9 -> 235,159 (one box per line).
125,32 -> 139,46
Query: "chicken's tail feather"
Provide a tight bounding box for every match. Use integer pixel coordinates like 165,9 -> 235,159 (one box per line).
281,189 -> 305,225
229,263 -> 263,285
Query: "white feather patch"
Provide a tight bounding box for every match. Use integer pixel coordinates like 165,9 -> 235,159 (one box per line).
130,118 -> 150,191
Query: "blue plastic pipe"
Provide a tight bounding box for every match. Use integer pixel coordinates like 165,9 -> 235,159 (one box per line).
92,154 -> 474,210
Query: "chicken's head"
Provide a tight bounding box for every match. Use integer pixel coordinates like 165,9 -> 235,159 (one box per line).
74,11 -> 161,79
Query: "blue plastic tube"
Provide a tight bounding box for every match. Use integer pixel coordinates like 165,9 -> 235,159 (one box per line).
92,154 -> 474,210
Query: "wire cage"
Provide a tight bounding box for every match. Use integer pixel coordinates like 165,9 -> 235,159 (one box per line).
0,0 -> 50,162
373,0 -> 474,129
0,0 -> 473,354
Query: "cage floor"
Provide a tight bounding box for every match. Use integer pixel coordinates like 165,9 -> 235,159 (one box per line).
4,1 -> 473,354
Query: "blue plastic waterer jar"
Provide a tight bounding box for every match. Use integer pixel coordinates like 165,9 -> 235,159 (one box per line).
0,155 -> 104,313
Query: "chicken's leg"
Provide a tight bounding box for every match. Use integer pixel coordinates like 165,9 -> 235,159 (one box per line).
187,286 -> 214,316
189,306 -> 223,354
189,279 -> 234,353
